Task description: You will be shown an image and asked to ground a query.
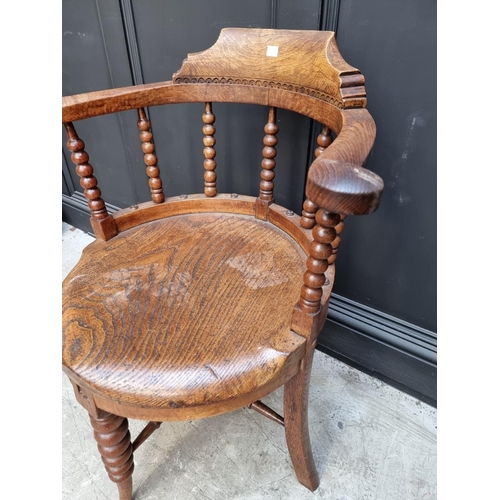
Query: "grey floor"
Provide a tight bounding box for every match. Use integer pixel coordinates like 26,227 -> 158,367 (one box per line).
62,222 -> 437,500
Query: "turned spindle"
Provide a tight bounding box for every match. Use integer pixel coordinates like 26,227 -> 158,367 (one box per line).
301,199 -> 319,230
202,102 -> 217,197
299,209 -> 341,314
314,126 -> 333,157
137,108 -> 165,203
259,106 -> 278,202
89,411 -> 134,500
64,122 -> 109,220
300,126 -> 333,229
329,215 -> 346,264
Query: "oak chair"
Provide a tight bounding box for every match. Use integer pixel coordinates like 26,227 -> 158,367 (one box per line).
62,28 -> 383,499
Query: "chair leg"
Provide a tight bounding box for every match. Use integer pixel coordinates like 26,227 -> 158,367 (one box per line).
89,411 -> 135,500
283,348 -> 320,491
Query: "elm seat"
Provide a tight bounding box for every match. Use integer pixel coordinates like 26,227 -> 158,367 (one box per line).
63,212 -> 307,416
62,27 -> 384,499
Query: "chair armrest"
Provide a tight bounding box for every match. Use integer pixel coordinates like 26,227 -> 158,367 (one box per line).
306,109 -> 383,215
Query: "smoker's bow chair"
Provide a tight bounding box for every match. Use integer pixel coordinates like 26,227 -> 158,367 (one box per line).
62,28 -> 383,498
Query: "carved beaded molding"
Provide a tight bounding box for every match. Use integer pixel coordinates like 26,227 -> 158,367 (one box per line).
174,76 -> 346,109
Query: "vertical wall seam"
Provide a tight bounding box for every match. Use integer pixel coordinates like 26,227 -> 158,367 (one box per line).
119,0 -> 145,86
271,0 -> 279,29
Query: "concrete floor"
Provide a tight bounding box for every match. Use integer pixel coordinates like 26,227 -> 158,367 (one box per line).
62,222 -> 437,500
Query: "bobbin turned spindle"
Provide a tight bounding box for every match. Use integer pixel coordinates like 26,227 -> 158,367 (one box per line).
64,122 -> 109,221
64,121 -> 117,240
299,209 -> 341,315
137,108 -> 165,203
259,106 -> 278,202
202,102 -> 217,197
300,126 -> 333,229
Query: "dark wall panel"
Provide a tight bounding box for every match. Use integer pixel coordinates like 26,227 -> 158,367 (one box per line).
333,0 -> 437,332
277,0 -> 323,29
132,0 -> 273,84
62,0 -> 149,209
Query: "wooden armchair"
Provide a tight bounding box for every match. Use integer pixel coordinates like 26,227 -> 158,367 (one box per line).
62,28 -> 383,498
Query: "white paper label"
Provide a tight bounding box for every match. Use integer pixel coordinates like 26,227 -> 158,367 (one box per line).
266,45 -> 279,57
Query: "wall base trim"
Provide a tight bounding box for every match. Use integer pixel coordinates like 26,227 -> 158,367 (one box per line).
318,294 -> 437,406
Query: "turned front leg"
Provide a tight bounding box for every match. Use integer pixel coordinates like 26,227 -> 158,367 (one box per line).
89,411 -> 135,500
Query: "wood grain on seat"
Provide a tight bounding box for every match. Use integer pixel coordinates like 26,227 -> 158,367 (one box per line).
63,213 -> 307,419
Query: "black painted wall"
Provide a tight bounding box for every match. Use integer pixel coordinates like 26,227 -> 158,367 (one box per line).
321,0 -> 437,404
62,0 -> 437,404
334,0 -> 437,332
